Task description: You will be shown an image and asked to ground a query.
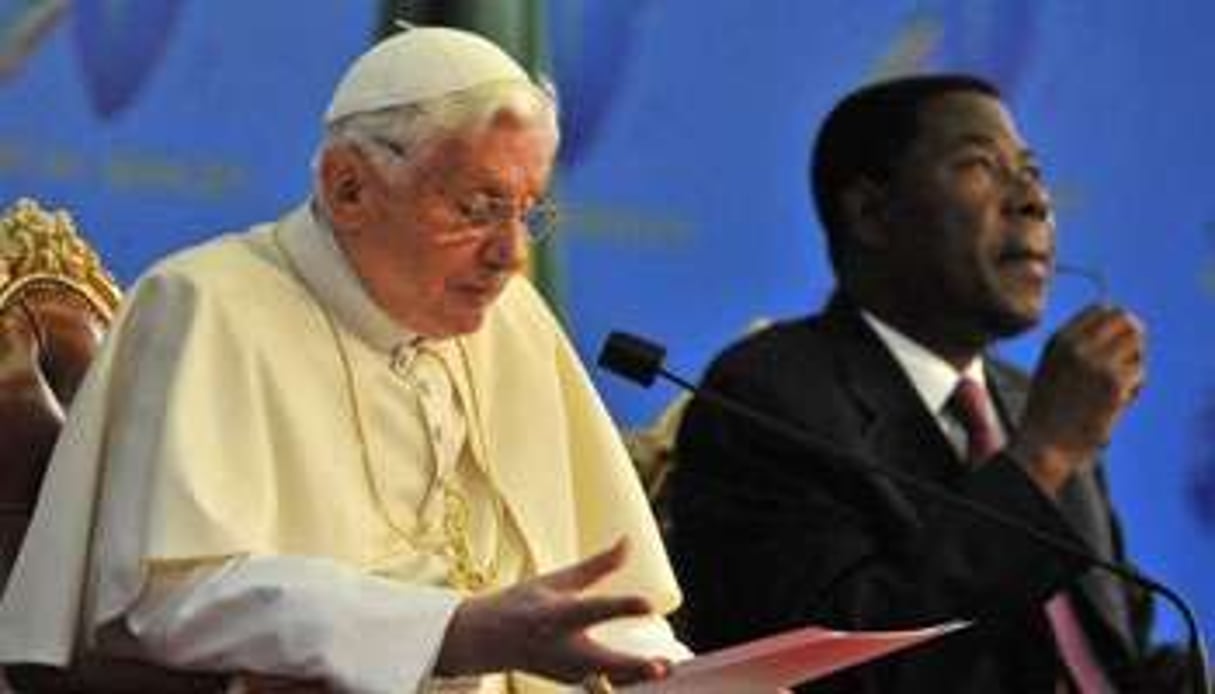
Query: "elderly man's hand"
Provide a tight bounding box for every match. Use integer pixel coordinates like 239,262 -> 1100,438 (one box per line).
1007,303 -> 1145,496
434,538 -> 671,686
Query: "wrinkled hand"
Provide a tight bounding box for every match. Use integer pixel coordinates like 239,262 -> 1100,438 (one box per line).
435,538 -> 671,686
1008,304 -> 1145,495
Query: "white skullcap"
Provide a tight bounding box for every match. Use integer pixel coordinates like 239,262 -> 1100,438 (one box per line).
324,26 -> 531,124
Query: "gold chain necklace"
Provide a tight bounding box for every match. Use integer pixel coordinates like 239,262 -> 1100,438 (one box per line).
272,225 -> 505,593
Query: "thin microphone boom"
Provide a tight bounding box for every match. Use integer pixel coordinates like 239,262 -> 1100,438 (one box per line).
1055,262 -> 1110,305
599,330 -> 1211,694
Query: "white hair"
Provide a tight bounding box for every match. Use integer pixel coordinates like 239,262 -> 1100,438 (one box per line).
313,78 -> 559,191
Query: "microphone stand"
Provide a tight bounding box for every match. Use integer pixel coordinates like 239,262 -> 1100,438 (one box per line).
599,330 -> 1211,694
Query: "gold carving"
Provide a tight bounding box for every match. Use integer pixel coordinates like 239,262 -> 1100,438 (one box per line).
0,197 -> 121,317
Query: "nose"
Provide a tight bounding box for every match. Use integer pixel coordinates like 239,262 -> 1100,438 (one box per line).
1006,169 -> 1053,225
481,219 -> 529,273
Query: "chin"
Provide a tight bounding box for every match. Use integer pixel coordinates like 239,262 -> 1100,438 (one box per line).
979,286 -> 1045,336
987,306 -> 1042,339
441,311 -> 488,337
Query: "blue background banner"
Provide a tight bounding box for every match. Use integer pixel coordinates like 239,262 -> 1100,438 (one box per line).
2,0 -> 1211,642
0,1 -> 377,279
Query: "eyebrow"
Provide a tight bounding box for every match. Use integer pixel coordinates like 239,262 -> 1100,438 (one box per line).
952,133 -> 1038,164
463,170 -> 549,201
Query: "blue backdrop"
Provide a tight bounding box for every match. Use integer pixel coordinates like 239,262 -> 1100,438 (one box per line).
2,0 -> 1211,643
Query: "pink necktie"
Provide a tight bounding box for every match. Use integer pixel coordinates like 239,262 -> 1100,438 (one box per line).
948,378 -> 1115,694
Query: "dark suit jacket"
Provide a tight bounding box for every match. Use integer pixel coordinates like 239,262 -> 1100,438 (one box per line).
668,298 -> 1151,693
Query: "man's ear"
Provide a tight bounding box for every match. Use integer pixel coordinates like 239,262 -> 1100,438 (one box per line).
840,177 -> 892,251
319,144 -> 376,229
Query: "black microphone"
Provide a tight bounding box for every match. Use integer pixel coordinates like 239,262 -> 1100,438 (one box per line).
599,330 -> 1211,694
599,331 -> 666,388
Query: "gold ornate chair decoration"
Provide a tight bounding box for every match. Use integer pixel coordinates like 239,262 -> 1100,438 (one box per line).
623,393 -> 692,513
0,197 -> 121,321
0,197 -> 120,588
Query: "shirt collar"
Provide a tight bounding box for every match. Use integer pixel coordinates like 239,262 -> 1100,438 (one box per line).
276,202 -> 420,355
860,310 -> 987,415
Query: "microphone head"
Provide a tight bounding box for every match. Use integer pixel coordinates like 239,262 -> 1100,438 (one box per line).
598,331 -> 666,388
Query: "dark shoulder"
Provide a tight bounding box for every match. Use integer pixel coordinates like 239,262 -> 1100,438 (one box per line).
705,315 -> 837,380
676,310 -> 875,477
698,313 -> 850,414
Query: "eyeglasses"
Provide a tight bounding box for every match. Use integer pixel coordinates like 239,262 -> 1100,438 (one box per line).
454,192 -> 560,244
364,136 -> 560,244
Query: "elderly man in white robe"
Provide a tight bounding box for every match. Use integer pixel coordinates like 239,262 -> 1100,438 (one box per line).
0,26 -> 689,693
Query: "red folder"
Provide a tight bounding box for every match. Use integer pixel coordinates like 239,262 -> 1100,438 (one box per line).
623,620 -> 970,693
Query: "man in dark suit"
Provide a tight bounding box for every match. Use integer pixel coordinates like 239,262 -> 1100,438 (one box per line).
668,74 -> 1183,692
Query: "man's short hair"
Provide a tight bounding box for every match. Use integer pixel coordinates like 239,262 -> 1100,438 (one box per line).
809,73 -> 1000,268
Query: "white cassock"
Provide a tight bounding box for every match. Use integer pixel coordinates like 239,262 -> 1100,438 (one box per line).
0,204 -> 688,693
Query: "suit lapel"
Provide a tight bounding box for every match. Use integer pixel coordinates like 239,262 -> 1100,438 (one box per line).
823,301 -> 963,488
